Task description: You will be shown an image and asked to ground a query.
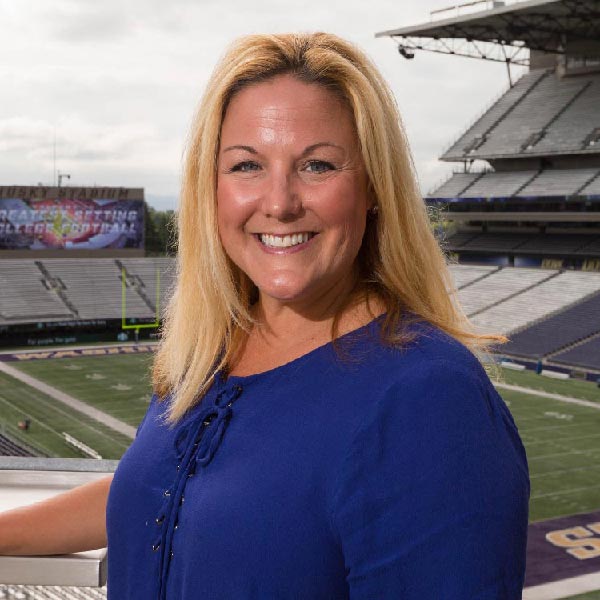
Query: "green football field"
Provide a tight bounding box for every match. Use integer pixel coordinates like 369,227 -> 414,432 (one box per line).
12,353 -> 153,426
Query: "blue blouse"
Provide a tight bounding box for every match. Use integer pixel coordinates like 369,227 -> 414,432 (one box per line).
106,317 -> 529,599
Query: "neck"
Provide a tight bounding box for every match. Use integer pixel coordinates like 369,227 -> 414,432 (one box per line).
254,272 -> 359,340
226,276 -> 385,377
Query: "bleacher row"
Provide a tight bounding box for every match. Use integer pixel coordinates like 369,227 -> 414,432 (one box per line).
444,232 -> 600,257
0,434 -> 36,458
0,585 -> 106,599
443,68 -> 600,160
449,264 -> 600,370
431,167 -> 600,199
0,258 -> 175,325
1,258 -> 599,370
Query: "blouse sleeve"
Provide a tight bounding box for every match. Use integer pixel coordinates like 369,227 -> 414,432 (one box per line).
135,393 -> 156,437
330,360 -> 529,599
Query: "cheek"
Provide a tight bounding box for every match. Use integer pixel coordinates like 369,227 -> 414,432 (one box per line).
309,182 -> 368,243
216,179 -> 257,234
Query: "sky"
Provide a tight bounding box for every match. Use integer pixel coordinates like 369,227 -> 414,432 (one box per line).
0,0 -> 527,211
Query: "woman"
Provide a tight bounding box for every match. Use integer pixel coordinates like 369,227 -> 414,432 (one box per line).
0,33 -> 529,598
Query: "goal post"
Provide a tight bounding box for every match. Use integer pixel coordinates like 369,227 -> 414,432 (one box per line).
121,267 -> 160,330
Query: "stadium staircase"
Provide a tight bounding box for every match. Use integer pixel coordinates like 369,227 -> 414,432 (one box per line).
114,259 -> 156,314
34,261 -> 79,318
462,268 -> 560,318
512,169 -> 542,197
442,69 -> 550,159
505,286 -> 600,339
522,80 -> 593,153
445,171 -> 486,197
0,433 -> 36,458
449,264 -> 500,289
550,334 -> 600,371
575,169 -> 600,195
546,329 -> 600,361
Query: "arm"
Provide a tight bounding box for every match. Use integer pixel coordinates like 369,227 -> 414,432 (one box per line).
0,473 -> 113,556
331,361 -> 529,599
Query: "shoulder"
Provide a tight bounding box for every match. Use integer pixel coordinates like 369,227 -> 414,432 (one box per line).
357,315 -> 492,396
337,316 -> 526,479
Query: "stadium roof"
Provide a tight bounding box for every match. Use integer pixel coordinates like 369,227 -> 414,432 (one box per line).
376,0 -> 600,66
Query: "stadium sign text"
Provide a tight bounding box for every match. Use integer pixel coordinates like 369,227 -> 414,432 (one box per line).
0,344 -> 155,362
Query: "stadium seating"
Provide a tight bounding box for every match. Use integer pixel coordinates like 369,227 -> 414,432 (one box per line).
0,258 -> 176,325
579,174 -> 600,196
525,74 -> 600,156
0,260 -> 73,323
120,257 -> 176,315
429,172 -> 482,198
459,170 -> 538,198
0,585 -> 106,599
0,433 -> 36,458
447,263 -> 498,288
515,233 -> 596,255
455,267 -> 554,316
518,168 -> 599,196
442,69 -> 600,160
575,237 -> 600,256
42,259 -> 154,320
430,167 -> 600,200
442,69 -> 549,159
552,335 -> 600,371
444,232 -> 600,257
3,259 -> 600,368
442,232 -> 479,249
502,291 -> 600,358
469,270 -> 600,333
453,233 -> 531,253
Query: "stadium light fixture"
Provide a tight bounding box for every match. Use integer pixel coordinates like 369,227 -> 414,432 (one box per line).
57,172 -> 70,188
398,46 -> 415,59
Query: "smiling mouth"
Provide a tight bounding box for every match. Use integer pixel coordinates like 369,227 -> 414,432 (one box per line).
257,232 -> 316,249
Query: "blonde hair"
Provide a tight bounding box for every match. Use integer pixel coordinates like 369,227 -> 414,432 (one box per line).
152,32 -> 504,423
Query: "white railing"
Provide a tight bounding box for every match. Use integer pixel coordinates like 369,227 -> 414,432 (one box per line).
430,0 -> 524,21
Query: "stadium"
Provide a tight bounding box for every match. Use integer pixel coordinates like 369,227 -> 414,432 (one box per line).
0,0 -> 599,597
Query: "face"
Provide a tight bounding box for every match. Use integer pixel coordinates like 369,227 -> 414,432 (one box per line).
217,74 -> 371,309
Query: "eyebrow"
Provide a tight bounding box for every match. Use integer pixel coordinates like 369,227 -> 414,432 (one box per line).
222,142 -> 344,156
222,145 -> 258,154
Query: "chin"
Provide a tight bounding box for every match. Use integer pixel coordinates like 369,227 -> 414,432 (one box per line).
259,286 -> 308,304
255,277 -> 313,304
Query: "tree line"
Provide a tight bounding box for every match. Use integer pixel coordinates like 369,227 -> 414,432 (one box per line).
144,204 -> 177,256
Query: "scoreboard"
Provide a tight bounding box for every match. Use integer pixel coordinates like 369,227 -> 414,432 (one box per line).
0,186 -> 144,251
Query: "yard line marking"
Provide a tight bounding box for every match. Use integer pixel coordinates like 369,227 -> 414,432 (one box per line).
0,384 -> 130,450
520,422 -> 595,435
530,464 -> 600,480
523,430 -> 600,446
0,361 -> 135,439
528,446 -> 600,461
495,383 -> 600,410
531,482 -> 600,500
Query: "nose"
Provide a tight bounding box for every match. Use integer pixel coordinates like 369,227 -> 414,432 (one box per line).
260,168 -> 302,221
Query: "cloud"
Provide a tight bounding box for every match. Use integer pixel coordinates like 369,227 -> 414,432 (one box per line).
0,0 -> 519,203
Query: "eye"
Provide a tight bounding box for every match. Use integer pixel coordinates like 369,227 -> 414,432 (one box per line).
229,160 -> 261,173
304,160 -> 335,174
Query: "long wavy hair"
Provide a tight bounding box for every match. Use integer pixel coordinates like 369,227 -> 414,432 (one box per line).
152,32 -> 504,424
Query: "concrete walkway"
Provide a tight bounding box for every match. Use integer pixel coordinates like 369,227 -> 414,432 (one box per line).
523,571 -> 600,600
0,361 -> 136,439
495,382 -> 600,411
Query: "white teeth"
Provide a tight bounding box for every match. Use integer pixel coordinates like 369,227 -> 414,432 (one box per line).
259,233 -> 313,248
